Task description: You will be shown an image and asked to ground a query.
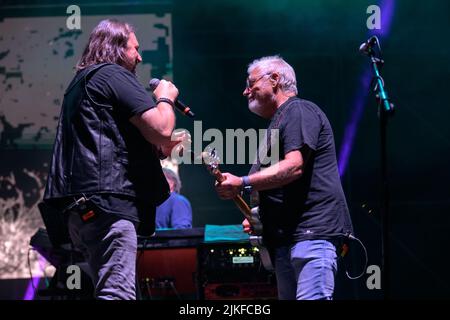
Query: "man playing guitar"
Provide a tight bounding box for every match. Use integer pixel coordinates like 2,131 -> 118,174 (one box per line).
215,56 -> 354,300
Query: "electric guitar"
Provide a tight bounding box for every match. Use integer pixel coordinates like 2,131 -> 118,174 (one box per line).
202,148 -> 274,271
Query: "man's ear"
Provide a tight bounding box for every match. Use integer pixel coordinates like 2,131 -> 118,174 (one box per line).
269,72 -> 280,87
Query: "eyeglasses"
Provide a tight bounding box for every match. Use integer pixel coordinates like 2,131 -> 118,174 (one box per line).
245,73 -> 271,90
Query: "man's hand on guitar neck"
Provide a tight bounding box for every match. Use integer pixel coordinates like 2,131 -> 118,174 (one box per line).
215,172 -> 243,199
242,218 -> 253,234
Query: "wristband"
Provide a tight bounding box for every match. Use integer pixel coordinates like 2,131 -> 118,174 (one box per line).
242,175 -> 253,195
156,97 -> 175,108
242,175 -> 251,187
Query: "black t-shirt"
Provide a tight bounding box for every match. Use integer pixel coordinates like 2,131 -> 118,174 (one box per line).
84,64 -> 156,224
258,97 -> 354,246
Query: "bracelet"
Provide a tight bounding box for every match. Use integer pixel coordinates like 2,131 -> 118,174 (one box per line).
242,175 -> 253,195
156,97 -> 175,108
242,175 -> 251,187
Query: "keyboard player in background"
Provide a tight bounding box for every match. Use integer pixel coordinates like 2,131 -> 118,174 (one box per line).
155,168 -> 192,229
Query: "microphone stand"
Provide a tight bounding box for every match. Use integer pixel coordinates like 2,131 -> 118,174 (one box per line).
362,36 -> 395,299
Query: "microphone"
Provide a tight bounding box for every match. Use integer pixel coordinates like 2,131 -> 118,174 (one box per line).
359,36 -> 378,55
149,78 -> 195,118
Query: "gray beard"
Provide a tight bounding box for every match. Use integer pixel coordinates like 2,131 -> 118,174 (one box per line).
248,100 -> 265,117
248,95 -> 275,118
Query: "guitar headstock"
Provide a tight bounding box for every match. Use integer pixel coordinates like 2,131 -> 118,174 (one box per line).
201,147 -> 220,174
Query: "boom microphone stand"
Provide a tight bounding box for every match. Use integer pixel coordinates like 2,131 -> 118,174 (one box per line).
359,35 -> 395,299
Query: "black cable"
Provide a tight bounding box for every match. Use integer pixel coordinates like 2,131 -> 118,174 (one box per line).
169,280 -> 181,300
309,232 -> 369,280
370,75 -> 385,93
343,234 -> 369,280
145,279 -> 153,300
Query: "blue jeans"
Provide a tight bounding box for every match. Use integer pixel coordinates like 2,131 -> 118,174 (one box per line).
68,211 -> 138,300
274,240 -> 338,300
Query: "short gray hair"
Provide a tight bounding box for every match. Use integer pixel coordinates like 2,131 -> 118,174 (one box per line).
163,168 -> 182,193
247,55 -> 298,95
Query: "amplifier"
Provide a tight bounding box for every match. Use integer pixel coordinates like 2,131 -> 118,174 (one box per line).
137,247 -> 199,300
136,228 -> 204,300
136,228 -> 278,300
198,242 -> 277,299
199,242 -> 273,281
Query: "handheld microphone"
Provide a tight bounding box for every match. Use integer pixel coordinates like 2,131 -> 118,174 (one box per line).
149,78 -> 195,118
359,36 -> 378,55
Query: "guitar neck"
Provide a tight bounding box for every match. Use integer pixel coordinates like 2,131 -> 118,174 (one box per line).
213,168 -> 226,183
233,195 -> 253,221
212,168 -> 252,221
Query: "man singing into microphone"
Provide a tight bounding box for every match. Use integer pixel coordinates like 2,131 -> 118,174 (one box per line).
215,56 -> 354,300
43,19 -> 184,299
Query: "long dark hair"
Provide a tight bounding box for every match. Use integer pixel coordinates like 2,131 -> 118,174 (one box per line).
76,19 -> 134,71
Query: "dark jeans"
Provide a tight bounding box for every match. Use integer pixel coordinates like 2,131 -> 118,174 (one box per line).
68,211 -> 137,300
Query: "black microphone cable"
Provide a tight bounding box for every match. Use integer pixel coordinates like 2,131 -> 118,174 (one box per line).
338,233 -> 369,280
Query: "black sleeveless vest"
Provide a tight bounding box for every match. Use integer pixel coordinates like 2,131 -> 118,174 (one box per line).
44,63 -> 169,205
